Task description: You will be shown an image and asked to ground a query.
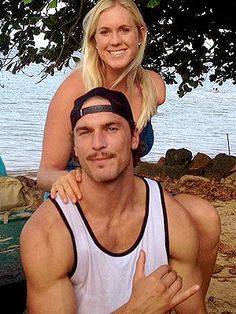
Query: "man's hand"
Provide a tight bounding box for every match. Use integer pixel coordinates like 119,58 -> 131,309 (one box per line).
114,250 -> 200,314
51,168 -> 82,203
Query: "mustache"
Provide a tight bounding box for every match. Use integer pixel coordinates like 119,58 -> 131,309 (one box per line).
86,151 -> 116,161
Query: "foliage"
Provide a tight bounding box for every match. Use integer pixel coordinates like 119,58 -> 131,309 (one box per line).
0,0 -> 236,96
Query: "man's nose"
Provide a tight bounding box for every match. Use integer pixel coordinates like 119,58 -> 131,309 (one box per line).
91,131 -> 107,150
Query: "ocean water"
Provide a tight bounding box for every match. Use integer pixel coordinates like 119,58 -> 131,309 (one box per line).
0,65 -> 236,171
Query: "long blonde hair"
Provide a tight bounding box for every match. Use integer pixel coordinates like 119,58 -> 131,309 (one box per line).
79,0 -> 157,129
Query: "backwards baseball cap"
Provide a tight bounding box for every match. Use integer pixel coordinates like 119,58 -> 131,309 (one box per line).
70,87 -> 135,130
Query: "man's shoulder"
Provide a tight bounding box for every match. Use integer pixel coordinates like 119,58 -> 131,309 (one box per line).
20,199 -> 74,283
21,198 -> 63,245
164,193 -> 199,260
139,176 -> 162,188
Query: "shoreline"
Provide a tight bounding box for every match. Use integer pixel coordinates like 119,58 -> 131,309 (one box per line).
7,170 -> 38,179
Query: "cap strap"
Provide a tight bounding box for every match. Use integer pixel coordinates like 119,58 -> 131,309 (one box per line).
80,105 -> 112,118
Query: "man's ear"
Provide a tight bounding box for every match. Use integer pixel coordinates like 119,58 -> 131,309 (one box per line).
131,128 -> 140,150
73,145 -> 78,158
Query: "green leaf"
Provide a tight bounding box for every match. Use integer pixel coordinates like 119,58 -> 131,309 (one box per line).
147,0 -> 161,9
48,0 -> 58,9
72,56 -> 81,64
23,0 -> 33,4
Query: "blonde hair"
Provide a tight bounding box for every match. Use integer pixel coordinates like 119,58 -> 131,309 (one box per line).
79,0 -> 157,129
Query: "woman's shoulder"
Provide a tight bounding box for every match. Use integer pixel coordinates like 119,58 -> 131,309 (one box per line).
144,69 -> 166,105
59,68 -> 84,93
51,68 -> 86,106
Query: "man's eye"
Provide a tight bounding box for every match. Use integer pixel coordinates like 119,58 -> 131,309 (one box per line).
79,130 -> 90,136
108,126 -> 118,132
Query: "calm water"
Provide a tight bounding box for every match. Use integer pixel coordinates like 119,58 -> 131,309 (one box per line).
0,65 -> 236,171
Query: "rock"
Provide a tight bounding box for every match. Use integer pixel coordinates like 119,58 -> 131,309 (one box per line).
203,153 -> 236,180
187,152 -> 212,176
230,163 -> 236,173
136,150 -> 236,185
135,161 -> 188,180
161,165 -> 188,180
135,161 -> 163,178
156,157 -> 166,167
165,148 -> 192,167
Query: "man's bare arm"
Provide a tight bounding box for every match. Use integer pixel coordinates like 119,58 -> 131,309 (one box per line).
165,192 -> 208,314
20,201 -> 76,313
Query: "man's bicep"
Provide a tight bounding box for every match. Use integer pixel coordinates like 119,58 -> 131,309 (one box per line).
170,257 -> 206,313
27,276 -> 76,314
167,199 -> 207,313
165,193 -> 206,314
20,215 -> 53,288
20,203 -> 76,313
21,234 -> 76,313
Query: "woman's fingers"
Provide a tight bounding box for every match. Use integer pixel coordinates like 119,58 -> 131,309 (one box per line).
57,182 -> 70,203
67,169 -> 82,200
75,167 -> 82,182
50,168 -> 83,203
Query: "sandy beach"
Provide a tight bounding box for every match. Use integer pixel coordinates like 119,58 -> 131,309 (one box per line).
206,200 -> 236,313
149,173 -> 236,313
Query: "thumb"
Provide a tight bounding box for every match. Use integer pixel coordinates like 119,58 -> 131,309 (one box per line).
133,250 -> 146,283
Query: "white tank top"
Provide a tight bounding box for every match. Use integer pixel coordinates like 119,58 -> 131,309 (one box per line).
52,177 -> 169,314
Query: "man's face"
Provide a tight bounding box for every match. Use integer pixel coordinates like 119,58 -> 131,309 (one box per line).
73,97 -> 139,183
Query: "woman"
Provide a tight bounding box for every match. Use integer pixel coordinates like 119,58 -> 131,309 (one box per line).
37,0 -> 220,297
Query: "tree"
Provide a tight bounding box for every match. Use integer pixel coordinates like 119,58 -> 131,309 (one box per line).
0,0 -> 236,96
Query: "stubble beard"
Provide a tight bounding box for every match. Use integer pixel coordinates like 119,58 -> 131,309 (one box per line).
82,154 -> 132,184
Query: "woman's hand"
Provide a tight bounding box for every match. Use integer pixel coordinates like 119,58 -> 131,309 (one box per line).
51,168 -> 82,203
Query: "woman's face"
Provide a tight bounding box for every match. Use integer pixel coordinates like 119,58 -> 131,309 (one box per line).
94,4 -> 143,73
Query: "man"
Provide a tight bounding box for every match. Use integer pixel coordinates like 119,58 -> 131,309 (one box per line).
20,87 -> 207,313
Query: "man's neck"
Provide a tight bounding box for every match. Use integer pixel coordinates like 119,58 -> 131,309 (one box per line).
79,171 -> 137,217
78,172 -> 147,253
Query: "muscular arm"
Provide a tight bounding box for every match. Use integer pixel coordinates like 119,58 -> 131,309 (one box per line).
164,191 -> 207,313
20,201 -> 76,313
37,70 -> 85,192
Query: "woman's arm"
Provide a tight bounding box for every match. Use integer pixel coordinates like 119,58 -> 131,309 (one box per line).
149,70 -> 166,105
37,70 -> 85,192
